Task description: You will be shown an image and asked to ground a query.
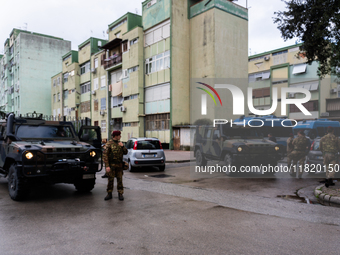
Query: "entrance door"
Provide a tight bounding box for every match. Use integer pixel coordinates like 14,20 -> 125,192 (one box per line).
173,128 -> 180,150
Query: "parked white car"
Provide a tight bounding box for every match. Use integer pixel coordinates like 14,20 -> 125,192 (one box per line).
123,137 -> 166,171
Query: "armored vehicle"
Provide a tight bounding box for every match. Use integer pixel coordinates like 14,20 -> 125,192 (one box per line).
194,124 -> 283,170
0,112 -> 102,201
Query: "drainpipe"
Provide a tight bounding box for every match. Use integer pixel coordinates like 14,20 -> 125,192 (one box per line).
169,0 -> 173,150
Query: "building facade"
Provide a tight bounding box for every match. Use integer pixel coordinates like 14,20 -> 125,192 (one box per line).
50,0 -> 249,149
248,43 -> 339,121
0,29 -> 71,116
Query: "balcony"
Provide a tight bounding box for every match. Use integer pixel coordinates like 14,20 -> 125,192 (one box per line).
104,53 -> 122,70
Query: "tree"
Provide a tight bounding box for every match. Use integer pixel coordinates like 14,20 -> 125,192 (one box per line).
274,0 -> 340,78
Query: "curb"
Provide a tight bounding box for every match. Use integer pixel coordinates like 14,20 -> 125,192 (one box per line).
166,160 -> 193,163
314,184 -> 340,205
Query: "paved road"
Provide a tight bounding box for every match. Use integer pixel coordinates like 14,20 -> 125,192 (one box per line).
0,163 -> 339,254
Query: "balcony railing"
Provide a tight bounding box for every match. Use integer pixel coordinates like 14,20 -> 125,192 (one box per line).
104,53 -> 122,70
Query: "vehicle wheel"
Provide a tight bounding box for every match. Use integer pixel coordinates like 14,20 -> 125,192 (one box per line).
7,164 -> 29,201
223,154 -> 236,176
74,179 -> 95,192
159,165 -> 165,171
128,161 -> 136,172
196,150 -> 207,166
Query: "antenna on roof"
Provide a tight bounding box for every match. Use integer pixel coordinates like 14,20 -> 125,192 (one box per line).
135,8 -> 138,14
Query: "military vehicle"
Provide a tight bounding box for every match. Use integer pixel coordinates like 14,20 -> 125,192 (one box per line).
194,124 -> 283,171
0,112 -> 102,201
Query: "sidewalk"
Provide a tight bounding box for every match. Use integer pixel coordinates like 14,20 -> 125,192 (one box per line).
164,149 -> 192,163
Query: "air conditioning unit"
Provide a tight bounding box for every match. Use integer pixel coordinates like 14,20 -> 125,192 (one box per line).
264,56 -> 270,61
100,110 -> 105,116
120,106 -> 126,112
330,88 -> 337,94
321,112 -> 330,117
91,68 -> 96,74
91,90 -> 96,95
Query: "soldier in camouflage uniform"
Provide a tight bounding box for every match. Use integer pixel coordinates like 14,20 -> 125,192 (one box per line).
289,130 -> 309,178
286,133 -> 294,168
103,130 -> 128,201
319,126 -> 340,187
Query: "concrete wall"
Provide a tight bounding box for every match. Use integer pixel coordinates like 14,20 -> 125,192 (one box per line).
171,0 -> 191,126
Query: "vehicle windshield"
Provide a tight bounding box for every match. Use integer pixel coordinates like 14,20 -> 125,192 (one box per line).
16,125 -> 75,139
293,128 -> 311,136
136,140 -> 161,150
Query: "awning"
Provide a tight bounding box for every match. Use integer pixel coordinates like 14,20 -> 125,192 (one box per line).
111,80 -> 122,97
292,63 -> 307,74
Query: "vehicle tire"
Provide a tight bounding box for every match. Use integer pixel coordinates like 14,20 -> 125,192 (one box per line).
74,179 -> 95,192
196,150 -> 207,166
223,153 -> 236,176
128,161 -> 136,172
159,165 -> 165,171
7,164 -> 29,201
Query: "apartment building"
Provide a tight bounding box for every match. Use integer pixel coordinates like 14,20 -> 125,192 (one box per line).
51,38 -> 107,129
0,29 -> 71,116
248,43 -> 339,120
50,0 -> 249,150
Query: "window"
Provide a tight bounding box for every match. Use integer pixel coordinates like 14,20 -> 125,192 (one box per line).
57,77 -> 60,85
94,99 -> 98,111
94,121 -> 99,126
101,120 -> 106,133
94,58 -> 98,68
290,100 -> 318,113
145,113 -> 170,131
93,78 -> 99,90
130,38 -> 138,46
81,82 -> 91,94
81,101 -> 91,113
124,94 -> 138,101
115,32 -> 120,38
57,93 -> 60,101
252,88 -> 270,98
109,18 -> 127,31
122,41 -> 128,52
53,94 -> 56,103
63,72 -> 69,83
111,96 -> 124,107
53,79 -> 56,87
101,97 -> 106,110
63,90 -> 68,100
272,50 -> 288,56
80,61 -> 90,75
144,21 -> 170,46
101,75 -> 106,88
145,51 -> 170,74
128,66 -> 139,74
249,71 -> 270,82
63,55 -> 71,62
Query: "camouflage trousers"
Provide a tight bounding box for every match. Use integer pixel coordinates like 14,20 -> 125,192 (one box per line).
287,151 -> 306,177
107,167 -> 124,194
323,152 -> 338,179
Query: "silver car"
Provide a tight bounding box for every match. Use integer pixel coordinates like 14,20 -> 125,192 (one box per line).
123,137 -> 166,171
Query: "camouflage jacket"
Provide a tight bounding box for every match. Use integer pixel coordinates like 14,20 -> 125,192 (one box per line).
287,137 -> 294,153
320,133 -> 340,154
103,139 -> 128,168
292,136 -> 309,152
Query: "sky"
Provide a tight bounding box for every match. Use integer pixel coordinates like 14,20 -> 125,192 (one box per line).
0,0 -> 297,56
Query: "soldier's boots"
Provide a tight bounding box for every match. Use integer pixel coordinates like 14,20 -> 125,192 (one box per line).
104,192 -> 113,200
325,179 -> 335,188
118,193 -> 124,201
